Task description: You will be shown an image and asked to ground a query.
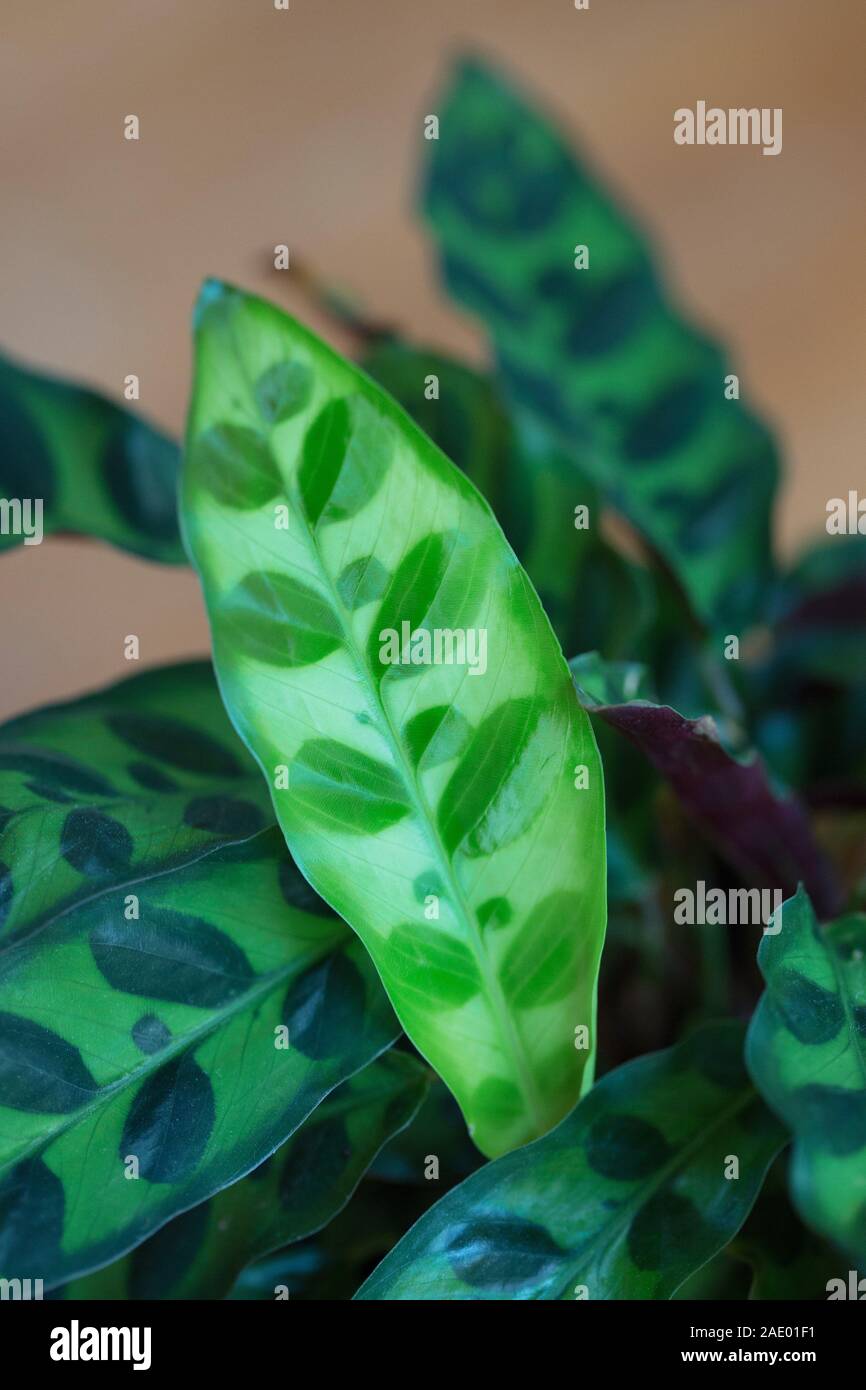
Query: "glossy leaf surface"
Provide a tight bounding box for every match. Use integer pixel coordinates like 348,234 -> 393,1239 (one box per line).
357,1022 -> 785,1299
747,889 -> 866,1267
423,59 -> 779,630
0,662 -> 276,946
61,1051 -> 426,1298
0,828 -> 397,1288
0,352 -> 182,561
182,282 -> 607,1158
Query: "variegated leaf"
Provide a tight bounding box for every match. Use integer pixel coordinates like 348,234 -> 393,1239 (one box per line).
181,282 -> 607,1158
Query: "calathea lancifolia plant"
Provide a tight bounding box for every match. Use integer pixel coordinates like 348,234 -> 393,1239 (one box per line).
1,57 -> 864,1302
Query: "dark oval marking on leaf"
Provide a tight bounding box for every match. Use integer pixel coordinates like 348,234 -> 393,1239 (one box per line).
477,897 -> 512,930
182,795 -> 264,838
444,1214 -> 565,1293
772,968 -> 843,1046
383,922 -> 479,1008
0,862 -> 13,929
91,907 -> 255,1007
441,254 -> 526,328
793,1084 -> 866,1157
279,1114 -> 352,1216
126,760 -> 178,793
277,854 -> 336,918
500,891 -> 584,1008
132,1015 -> 172,1055
0,1156 -> 65,1274
129,1199 -> 211,1299
628,1188 -> 717,1272
61,809 -> 133,878
0,747 -> 115,798
0,376 -> 57,506
403,704 -> 471,770
282,950 -> 368,1060
102,419 -> 180,542
438,697 -> 558,857
336,555 -> 390,611
298,395 -> 394,528
218,571 -> 342,667
194,422 -> 283,511
373,531 -> 468,682
623,380 -> 709,461
120,1053 -> 215,1183
413,871 -> 444,904
255,360 -> 313,425
585,1114 -> 671,1181
289,738 -> 410,835
0,1011 -> 98,1113
107,712 -> 243,778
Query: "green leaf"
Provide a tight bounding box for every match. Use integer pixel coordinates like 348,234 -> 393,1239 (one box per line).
60,1050 -> 427,1298
0,827 -> 398,1288
181,281 -> 607,1159
747,889 -> 866,1267
422,58 -> 780,631
356,1021 -> 785,1299
0,662 -> 278,945
0,353 -> 183,561
727,1155 -> 844,1300
362,339 -> 654,660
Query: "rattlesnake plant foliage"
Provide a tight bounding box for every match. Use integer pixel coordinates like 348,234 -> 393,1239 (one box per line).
356,1023 -> 786,1300
0,816 -> 398,1287
0,664 -> 401,1286
0,662 -> 275,945
422,58 -> 779,632
0,352 -> 182,561
182,281 -> 607,1159
748,889 -> 866,1268
61,1051 -> 427,1299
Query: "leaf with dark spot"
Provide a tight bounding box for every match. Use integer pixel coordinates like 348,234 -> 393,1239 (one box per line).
357,1023 -> 784,1300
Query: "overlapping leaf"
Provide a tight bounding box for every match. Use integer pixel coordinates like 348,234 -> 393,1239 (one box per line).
362,339 -> 653,659
182,282 -> 607,1158
60,1050 -> 427,1298
747,889 -> 866,1267
0,661 -> 276,945
356,1022 -> 786,1300
571,653 -> 841,917
0,352 -> 182,561
0,827 -> 397,1288
422,58 -> 780,630
726,1155 -> 844,1300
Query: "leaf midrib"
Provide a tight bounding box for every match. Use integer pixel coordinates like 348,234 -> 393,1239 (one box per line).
0,936 -> 340,1176
288,461 -> 547,1137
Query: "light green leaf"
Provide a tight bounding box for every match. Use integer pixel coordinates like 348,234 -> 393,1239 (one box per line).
60,1050 -> 427,1298
181,281 -> 607,1158
356,1022 -> 786,1300
747,888 -> 866,1267
0,352 -> 182,561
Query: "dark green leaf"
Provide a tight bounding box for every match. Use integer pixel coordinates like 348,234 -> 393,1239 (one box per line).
357,1022 -> 785,1299
0,352 -> 183,561
422,59 -> 780,630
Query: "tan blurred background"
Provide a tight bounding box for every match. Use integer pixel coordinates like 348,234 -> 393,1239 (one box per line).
2,0 -> 864,721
